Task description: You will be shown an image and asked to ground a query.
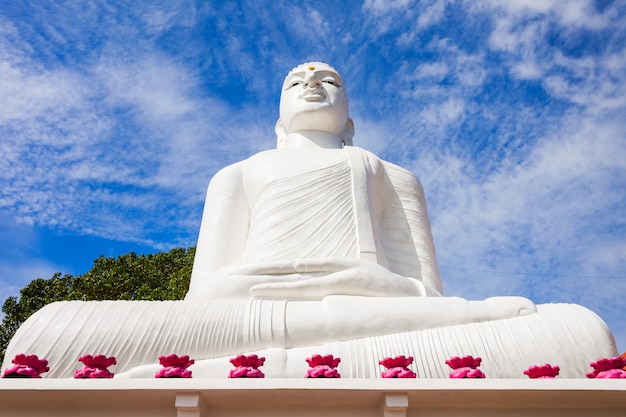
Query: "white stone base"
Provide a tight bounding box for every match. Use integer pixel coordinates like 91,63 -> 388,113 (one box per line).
1,379 -> 624,416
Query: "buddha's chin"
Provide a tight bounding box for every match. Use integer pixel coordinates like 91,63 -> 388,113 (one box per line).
288,108 -> 347,131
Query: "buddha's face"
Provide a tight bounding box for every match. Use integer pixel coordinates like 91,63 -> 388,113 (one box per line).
279,63 -> 349,137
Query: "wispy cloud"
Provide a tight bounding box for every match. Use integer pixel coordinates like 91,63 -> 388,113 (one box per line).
0,11 -> 278,247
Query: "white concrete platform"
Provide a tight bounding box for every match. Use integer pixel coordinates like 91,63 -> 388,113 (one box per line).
0,378 -> 624,416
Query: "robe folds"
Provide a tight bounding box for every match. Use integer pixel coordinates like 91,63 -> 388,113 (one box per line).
2,297 -> 616,378
1,147 -> 617,378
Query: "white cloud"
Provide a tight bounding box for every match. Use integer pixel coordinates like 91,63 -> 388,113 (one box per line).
309,10 -> 330,36
363,0 -> 412,14
139,1 -> 200,34
414,99 -> 626,350
419,97 -> 466,125
282,5 -> 332,44
361,0 -> 417,36
480,0 -> 615,29
0,23 -> 275,249
414,62 -> 449,79
544,52 -> 626,111
0,23 -> 89,126
418,0 -> 451,28
476,0 -> 624,83
455,54 -> 487,87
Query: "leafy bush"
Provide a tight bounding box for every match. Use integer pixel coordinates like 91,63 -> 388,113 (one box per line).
0,247 -> 194,364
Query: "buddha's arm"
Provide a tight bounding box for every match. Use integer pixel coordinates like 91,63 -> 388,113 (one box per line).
380,161 -> 443,295
186,162 -> 249,300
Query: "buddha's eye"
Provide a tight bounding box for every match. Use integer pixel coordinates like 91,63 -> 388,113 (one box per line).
286,80 -> 303,89
323,79 -> 340,87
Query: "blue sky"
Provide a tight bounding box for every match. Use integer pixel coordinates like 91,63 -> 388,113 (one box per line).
1,0 -> 625,353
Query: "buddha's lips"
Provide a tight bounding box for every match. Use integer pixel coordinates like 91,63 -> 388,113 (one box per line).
303,90 -> 325,101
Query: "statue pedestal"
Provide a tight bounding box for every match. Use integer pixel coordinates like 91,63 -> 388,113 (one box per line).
1,379 -> 624,416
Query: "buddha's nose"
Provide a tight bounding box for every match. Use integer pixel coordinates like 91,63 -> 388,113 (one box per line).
304,76 -> 322,88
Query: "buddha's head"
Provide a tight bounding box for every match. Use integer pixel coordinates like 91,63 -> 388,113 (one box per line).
276,62 -> 354,148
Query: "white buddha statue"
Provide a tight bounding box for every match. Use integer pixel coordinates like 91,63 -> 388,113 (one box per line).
2,63 -> 617,379
186,61 -> 444,301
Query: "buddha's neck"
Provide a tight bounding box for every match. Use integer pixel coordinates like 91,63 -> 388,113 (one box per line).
284,131 -> 343,149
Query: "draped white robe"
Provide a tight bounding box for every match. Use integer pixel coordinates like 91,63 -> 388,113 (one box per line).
1,147 -> 616,378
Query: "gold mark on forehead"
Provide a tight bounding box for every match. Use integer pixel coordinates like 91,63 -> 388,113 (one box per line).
308,65 -> 315,70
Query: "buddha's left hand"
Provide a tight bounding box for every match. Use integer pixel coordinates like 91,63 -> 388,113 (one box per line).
249,258 -> 439,300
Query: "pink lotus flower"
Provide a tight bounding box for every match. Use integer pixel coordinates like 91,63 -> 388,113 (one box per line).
74,354 -> 117,378
2,354 -> 49,378
591,368 -> 626,379
587,357 -> 626,379
445,355 -> 485,379
305,354 -> 341,378
379,355 -> 417,378
524,364 -> 560,379
155,354 -> 195,378
228,354 -> 265,378
449,368 -> 486,378
446,355 -> 482,369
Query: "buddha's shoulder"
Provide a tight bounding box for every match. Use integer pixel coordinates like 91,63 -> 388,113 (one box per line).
243,148 -> 349,166
345,147 -> 419,183
210,150 -> 280,178
379,160 -> 424,192
244,149 -> 282,162
208,160 -> 246,187
380,159 -> 417,179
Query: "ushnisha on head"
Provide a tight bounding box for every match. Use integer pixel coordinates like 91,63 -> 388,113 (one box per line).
276,62 -> 354,148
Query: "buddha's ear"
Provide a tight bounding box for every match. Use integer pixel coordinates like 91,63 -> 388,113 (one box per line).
275,119 -> 287,149
341,117 -> 355,147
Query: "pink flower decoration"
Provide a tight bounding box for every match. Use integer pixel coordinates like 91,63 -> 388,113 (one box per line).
587,357 -> 626,379
379,355 -> 417,378
449,368 -> 486,378
2,354 -> 49,378
74,354 -> 117,379
445,355 -> 485,379
446,355 -> 482,369
155,354 -> 195,378
591,368 -> 626,379
524,364 -> 560,379
305,354 -> 341,378
228,354 -> 265,378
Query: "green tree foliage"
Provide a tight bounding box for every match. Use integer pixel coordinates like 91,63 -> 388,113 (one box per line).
0,247 -> 194,365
